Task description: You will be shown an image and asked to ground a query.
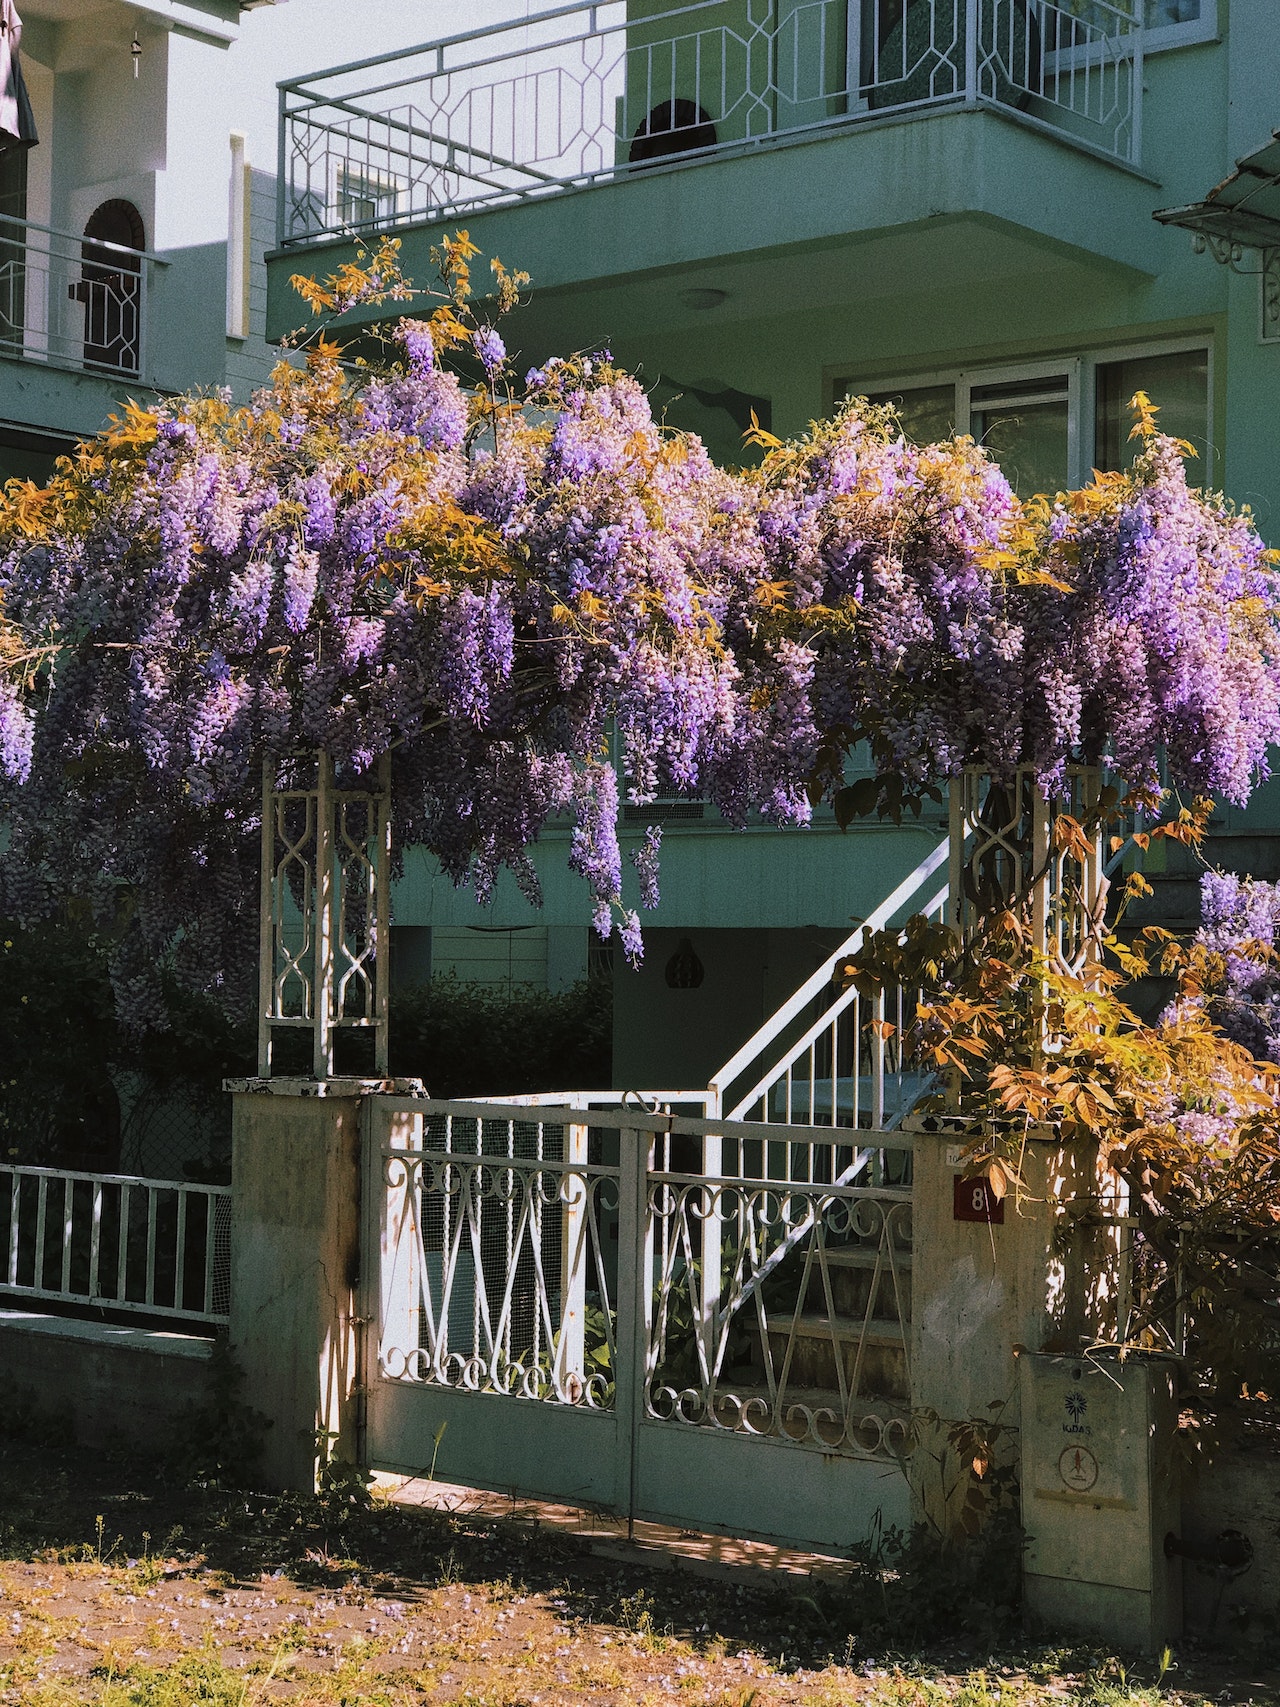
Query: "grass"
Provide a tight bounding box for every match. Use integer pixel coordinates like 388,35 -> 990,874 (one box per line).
0,1435 -> 1275,1707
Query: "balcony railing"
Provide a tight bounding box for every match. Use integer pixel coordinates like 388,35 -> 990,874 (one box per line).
0,213 -> 161,384
277,0 -> 1142,246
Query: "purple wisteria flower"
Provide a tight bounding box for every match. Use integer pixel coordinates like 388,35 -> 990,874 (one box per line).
1,338 -> 1278,1026
472,327 -> 506,374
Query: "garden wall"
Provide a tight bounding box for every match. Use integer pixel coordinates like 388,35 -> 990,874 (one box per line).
1,1309 -> 214,1454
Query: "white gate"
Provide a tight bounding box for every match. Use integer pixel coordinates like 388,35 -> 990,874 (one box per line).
364,1098 -> 914,1551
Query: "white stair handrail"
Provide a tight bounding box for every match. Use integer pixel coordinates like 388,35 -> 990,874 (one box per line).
707,836 -> 951,1106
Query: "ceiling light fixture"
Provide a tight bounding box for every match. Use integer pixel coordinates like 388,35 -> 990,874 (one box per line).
679,287 -> 728,310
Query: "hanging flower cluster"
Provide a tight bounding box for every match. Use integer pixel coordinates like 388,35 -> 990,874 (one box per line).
734,397 -> 1280,816
1182,869 -> 1280,1063
1,237 -> 1278,1022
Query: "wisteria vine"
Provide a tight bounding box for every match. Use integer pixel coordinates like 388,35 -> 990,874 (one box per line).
1,237 -> 1278,1025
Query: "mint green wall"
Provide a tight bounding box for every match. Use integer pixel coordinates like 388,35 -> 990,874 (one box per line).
268,34 -> 1269,502
392,818 -> 944,933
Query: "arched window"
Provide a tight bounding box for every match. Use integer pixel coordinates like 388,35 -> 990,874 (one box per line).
628,99 -> 717,167
73,199 -> 144,375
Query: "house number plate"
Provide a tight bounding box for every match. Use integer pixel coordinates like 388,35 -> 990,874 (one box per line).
952,1175 -> 1005,1223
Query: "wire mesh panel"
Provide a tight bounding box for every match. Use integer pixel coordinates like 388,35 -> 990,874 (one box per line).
377,1105 -> 620,1407
645,1123 -> 913,1461
0,1165 -> 230,1325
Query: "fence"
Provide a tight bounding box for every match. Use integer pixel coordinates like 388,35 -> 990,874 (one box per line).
365,1097 -> 914,1546
0,1164 -> 231,1327
278,0 -> 1142,244
1119,1219 -> 1280,1430
0,213 -> 159,382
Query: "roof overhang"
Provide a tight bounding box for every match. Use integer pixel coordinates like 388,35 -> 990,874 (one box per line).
1154,129 -> 1280,253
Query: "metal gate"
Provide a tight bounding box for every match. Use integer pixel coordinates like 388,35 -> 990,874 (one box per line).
363,1097 -> 914,1552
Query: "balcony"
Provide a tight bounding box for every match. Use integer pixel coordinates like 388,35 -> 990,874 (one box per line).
277,0 -> 1143,249
0,213 -> 162,386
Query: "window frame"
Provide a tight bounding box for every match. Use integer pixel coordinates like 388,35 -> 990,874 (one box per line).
835,335 -> 1213,491
1142,0 -> 1218,53
331,162 -> 405,234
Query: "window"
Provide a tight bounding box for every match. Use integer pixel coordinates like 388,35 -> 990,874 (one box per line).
856,363 -> 1078,496
1143,0 -> 1217,48
333,164 -> 402,232
841,343 -> 1209,496
968,373 -> 1072,497
1095,347 -> 1210,470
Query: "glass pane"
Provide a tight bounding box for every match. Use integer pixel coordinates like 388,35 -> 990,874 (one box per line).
971,398 -> 1070,496
1095,348 -> 1209,471
859,383 -> 957,444
1146,0 -> 1200,23
970,375 -> 1069,406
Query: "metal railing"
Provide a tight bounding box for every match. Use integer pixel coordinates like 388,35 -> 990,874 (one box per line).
372,1098 -> 913,1460
708,835 -> 951,1125
1,1164 -> 231,1326
278,0 -> 1142,245
0,213 -> 161,384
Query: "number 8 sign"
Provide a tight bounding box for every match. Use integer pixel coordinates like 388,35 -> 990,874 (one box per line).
952,1174 -> 1006,1223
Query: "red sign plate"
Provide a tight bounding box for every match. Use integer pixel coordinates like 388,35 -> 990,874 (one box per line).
953,1175 -> 1005,1224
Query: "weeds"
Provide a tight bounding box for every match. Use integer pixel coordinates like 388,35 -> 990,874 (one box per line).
314,1429 -> 374,1516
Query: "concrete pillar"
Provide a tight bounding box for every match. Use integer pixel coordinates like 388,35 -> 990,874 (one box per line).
228,1081 -> 365,1492
907,1122 -> 1120,1537
1021,1352 -> 1182,1651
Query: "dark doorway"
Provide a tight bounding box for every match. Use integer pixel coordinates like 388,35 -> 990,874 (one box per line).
0,145 -> 28,354
73,199 -> 144,375
629,98 -> 718,166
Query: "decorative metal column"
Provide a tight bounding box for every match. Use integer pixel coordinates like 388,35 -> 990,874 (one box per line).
948,767 -> 1106,981
257,751 -> 392,1079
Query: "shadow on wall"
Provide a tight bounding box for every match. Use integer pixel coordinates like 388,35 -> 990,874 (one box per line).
611,926 -> 847,1092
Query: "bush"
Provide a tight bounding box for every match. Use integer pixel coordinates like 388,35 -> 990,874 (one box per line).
388,975 -> 612,1096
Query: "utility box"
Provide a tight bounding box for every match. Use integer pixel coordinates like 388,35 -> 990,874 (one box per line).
1020,1352 -> 1182,1650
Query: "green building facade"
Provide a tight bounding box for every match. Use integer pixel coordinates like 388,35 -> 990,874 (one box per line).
261,0 -> 1280,1081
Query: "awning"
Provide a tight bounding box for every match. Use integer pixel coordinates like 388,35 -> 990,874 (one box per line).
0,0 -> 38,155
1154,130 -> 1280,252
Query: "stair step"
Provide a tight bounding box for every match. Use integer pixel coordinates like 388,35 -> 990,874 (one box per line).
821,1247 -> 912,1271
769,1313 -> 905,1346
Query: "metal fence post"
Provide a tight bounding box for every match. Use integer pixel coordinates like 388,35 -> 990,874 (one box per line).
615,1122 -> 655,1532
257,756 -> 276,1078
699,1128 -> 722,1376
314,751 -> 336,1080
964,0 -> 979,102
556,1121 -> 589,1397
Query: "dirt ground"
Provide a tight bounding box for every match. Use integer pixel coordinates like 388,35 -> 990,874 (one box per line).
0,1435 -> 1277,1707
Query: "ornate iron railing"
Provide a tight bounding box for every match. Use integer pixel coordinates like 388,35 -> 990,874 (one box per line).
950,765 -> 1105,976
377,1102 -> 620,1406
0,213 -> 160,383
647,1118 -> 913,1458
277,0 -> 1142,246
371,1099 -> 913,1463
0,1164 -> 230,1325
258,752 -> 392,1078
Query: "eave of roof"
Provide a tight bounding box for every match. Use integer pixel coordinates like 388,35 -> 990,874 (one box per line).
1154,129 -> 1280,249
